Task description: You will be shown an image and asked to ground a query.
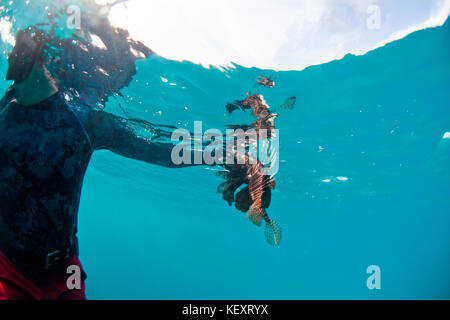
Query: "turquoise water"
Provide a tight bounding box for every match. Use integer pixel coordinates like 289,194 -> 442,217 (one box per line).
1,3 -> 449,299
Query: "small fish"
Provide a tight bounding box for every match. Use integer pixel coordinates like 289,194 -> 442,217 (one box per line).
279,96 -> 296,110
256,76 -> 276,88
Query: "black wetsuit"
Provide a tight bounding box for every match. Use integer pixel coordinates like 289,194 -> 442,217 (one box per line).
0,91 -> 185,273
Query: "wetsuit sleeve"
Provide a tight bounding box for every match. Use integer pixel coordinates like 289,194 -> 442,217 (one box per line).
75,107 -> 202,168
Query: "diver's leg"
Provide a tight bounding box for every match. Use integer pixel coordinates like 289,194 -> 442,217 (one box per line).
0,250 -> 87,300
0,250 -> 42,300
0,277 -> 35,300
58,280 -> 86,300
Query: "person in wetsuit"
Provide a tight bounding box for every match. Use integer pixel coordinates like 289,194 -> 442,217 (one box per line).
0,29 -> 206,300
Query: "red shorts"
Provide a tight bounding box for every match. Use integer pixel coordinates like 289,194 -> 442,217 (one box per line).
0,250 -> 86,300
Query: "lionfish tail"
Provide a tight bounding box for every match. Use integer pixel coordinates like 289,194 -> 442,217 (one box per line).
245,204 -> 264,226
264,219 -> 282,246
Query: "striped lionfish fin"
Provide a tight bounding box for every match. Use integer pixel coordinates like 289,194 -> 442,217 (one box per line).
264,219 -> 282,246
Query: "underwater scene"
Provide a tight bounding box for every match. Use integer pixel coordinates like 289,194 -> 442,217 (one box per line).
0,0 -> 449,300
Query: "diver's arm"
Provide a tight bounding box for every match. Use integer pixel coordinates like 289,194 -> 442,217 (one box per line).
80,109 -> 202,168
73,103 -> 271,210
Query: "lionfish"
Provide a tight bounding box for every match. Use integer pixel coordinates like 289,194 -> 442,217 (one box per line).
226,93 -> 266,114
219,92 -> 282,245
226,93 -> 278,138
217,156 -> 281,246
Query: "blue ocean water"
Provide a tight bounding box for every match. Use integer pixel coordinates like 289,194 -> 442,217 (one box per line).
0,4 -> 449,299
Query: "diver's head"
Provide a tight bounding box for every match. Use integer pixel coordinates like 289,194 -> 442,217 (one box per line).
6,29 -> 45,84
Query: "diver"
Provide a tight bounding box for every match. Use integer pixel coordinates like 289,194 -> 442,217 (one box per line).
0,28 -> 241,300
